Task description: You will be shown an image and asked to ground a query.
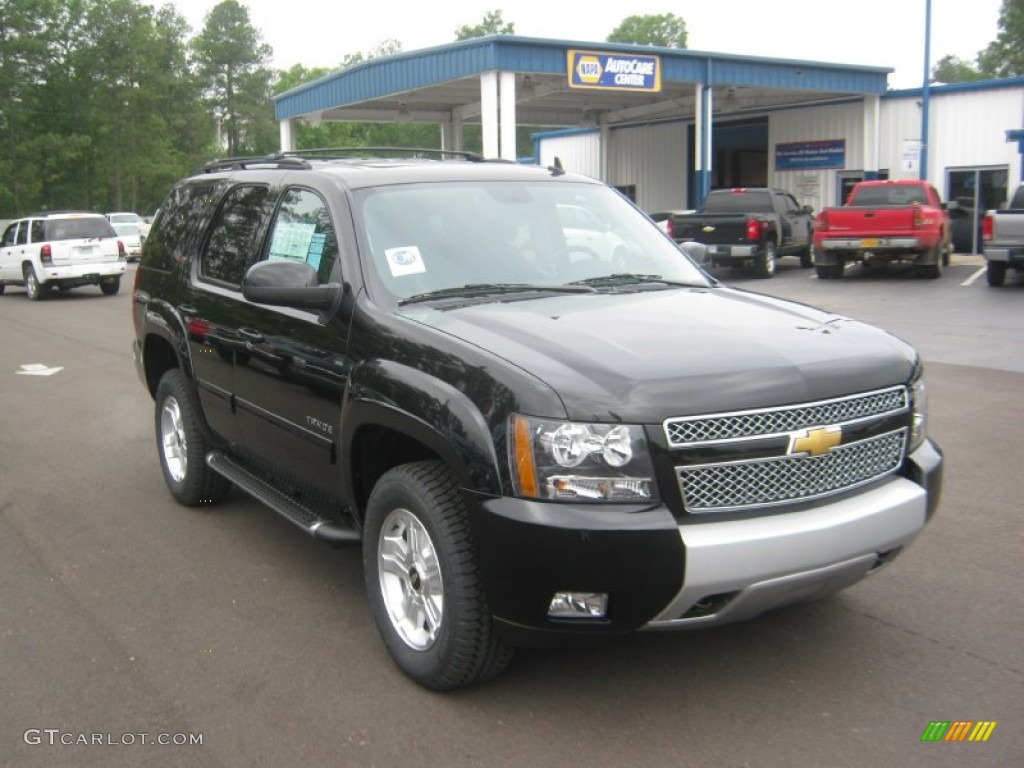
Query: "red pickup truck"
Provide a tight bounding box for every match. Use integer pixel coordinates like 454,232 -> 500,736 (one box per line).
812,180 -> 953,279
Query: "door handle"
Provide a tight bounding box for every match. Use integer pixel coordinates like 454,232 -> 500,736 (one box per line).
239,327 -> 264,342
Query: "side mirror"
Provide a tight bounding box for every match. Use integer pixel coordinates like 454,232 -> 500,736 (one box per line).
801,205 -> 814,214
242,260 -> 340,311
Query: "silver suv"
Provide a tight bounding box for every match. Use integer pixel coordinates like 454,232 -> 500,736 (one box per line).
0,212 -> 127,299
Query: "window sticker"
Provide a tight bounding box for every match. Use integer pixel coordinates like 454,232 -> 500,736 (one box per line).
269,221 -> 317,261
385,246 -> 426,277
307,232 -> 326,271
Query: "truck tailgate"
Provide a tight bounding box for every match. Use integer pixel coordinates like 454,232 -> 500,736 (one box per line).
821,206 -> 917,237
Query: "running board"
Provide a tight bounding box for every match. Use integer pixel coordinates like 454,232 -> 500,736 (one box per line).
206,451 -> 360,545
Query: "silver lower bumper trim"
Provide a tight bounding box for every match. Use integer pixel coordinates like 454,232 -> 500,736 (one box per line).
644,476 -> 927,629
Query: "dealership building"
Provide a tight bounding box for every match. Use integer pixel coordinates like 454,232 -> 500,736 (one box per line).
274,35 -> 1024,254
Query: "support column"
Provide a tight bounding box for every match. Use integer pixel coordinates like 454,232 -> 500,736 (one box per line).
863,94 -> 881,180
279,118 -> 297,152
693,81 -> 713,207
480,71 -> 499,159
499,71 -> 516,161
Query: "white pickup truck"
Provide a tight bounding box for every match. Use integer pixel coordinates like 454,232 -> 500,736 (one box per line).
982,185 -> 1024,286
0,211 -> 127,300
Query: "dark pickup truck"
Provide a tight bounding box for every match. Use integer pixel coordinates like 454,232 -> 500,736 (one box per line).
673,187 -> 815,278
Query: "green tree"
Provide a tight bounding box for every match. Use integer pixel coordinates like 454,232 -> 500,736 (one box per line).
606,14 -> 688,48
978,0 -> 1024,77
931,54 -> 984,83
0,0 -> 57,213
454,10 -> 514,40
193,0 -> 276,155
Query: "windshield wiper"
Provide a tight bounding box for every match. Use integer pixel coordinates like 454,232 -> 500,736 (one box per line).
568,273 -> 701,287
399,282 -> 595,306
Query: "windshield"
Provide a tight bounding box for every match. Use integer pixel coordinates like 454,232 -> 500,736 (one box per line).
43,218 -> 116,241
355,180 -> 710,302
108,213 -> 142,224
701,190 -> 773,213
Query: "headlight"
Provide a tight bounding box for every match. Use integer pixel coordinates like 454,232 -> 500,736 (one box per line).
509,415 -> 655,502
909,366 -> 928,451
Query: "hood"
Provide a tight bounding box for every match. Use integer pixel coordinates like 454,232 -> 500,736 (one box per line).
401,287 -> 917,423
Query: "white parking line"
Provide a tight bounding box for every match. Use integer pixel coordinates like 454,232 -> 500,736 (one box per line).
961,266 -> 987,286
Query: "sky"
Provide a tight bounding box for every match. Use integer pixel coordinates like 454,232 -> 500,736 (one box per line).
171,0 -> 1005,90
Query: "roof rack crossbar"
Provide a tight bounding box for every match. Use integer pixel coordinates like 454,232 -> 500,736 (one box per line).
277,146 -> 485,162
199,155 -> 313,173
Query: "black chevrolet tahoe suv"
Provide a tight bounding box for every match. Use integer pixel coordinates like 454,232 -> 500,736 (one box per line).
132,150 -> 943,690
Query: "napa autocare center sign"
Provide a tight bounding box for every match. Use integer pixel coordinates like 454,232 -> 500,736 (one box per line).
775,139 -> 846,170
567,50 -> 661,92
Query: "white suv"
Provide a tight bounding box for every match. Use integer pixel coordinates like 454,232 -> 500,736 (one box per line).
0,212 -> 127,300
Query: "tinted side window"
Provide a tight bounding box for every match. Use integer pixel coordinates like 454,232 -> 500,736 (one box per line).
265,187 -> 338,284
201,185 -> 269,286
22,222 -> 36,244
1,222 -> 18,247
146,181 -> 222,270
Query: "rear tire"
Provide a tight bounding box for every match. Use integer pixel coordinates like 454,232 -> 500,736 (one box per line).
816,263 -> 843,280
914,245 -> 943,279
24,266 -> 46,301
986,260 -> 1007,287
754,240 -> 777,279
154,369 -> 231,506
100,277 -> 121,295
364,460 -> 514,690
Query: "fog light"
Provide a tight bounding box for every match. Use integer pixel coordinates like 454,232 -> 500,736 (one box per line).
547,591 -> 608,619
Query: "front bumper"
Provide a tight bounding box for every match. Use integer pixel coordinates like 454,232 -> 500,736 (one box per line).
470,438 -> 941,644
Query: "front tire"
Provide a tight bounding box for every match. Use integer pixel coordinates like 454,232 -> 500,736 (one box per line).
364,460 -> 514,690
154,369 -> 231,506
799,245 -> 813,268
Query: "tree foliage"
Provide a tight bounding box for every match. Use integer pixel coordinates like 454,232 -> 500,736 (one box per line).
978,0 -> 1024,77
455,10 -> 515,41
192,0 -> 276,156
0,0 -> 212,216
606,14 -> 688,48
931,55 -> 984,84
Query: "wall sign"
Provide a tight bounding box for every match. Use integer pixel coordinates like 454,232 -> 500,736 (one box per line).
775,139 -> 846,171
567,50 -> 661,92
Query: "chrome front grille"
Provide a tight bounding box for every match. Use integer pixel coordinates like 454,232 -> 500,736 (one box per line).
664,387 -> 908,447
678,429 -> 907,513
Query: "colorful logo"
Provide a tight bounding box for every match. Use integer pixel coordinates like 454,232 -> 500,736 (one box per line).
567,50 -> 661,92
575,55 -> 602,85
920,721 -> 997,742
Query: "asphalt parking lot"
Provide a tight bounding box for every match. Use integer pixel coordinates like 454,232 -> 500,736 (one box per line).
1,258 -> 1021,767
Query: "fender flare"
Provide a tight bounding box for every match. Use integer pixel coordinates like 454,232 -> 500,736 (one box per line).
341,359 -> 505,497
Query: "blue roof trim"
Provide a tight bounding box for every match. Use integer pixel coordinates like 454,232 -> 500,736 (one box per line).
530,127 -> 601,140
884,75 -> 1024,99
274,35 -> 892,121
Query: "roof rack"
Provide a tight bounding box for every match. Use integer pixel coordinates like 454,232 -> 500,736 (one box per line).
278,147 -> 486,162
199,155 -> 313,174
